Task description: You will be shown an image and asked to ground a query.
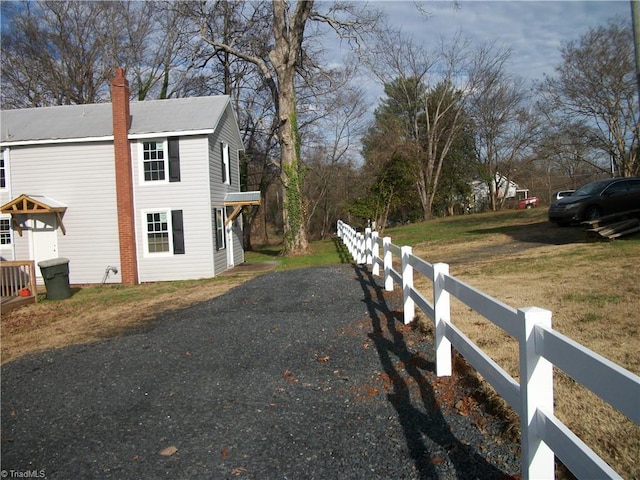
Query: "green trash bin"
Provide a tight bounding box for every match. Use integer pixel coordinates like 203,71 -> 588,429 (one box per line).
38,257 -> 71,300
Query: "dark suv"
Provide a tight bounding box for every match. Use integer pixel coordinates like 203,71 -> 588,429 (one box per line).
548,177 -> 640,226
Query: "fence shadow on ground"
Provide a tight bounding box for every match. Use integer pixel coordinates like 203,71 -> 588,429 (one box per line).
332,236 -> 352,264
351,263 -> 515,480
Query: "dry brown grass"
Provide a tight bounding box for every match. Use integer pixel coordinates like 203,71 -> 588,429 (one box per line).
410,217 -> 640,480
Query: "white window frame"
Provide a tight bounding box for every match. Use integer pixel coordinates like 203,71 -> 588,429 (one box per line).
142,209 -> 174,257
221,142 -> 230,185
138,139 -> 169,184
0,216 -> 12,247
1,149 -> 8,190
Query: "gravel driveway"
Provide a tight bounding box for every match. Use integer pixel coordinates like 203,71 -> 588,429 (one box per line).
1,264 -> 520,479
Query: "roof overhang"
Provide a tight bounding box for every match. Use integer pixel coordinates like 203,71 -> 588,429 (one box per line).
0,194 -> 68,235
224,191 -> 261,226
1,136 -> 114,147
129,129 -> 214,140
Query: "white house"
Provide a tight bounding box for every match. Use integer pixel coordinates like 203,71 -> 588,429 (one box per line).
470,174 -> 531,210
0,68 -> 259,285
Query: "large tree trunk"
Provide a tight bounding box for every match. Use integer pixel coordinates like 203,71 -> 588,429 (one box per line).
277,80 -> 309,254
193,0 -> 378,254
270,0 -> 311,255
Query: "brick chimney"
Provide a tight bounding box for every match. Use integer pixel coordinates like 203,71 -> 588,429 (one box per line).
111,67 -> 139,285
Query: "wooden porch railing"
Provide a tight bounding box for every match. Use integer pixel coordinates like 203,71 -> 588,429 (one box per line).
1,260 -> 38,311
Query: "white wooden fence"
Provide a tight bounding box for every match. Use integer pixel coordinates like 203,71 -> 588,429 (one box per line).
336,220 -> 640,480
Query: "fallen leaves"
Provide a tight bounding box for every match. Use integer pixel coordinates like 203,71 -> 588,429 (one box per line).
159,445 -> 178,456
283,370 -> 297,383
349,383 -> 380,402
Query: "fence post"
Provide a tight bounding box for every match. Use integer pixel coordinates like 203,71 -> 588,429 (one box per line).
383,236 -> 393,291
355,232 -> 363,263
371,232 -> 380,276
518,307 -> 554,480
343,224 -> 350,255
349,227 -> 355,257
365,228 -> 372,265
401,246 -> 415,324
433,262 -> 452,376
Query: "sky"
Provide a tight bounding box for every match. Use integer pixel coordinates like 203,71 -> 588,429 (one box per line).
346,0 -> 633,104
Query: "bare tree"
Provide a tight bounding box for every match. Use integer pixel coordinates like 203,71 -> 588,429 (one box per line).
1,1 -> 114,107
535,122 -> 604,200
470,66 -> 541,210
187,0 -> 310,254
105,2 -> 204,100
303,74 -> 369,238
0,1 -> 204,108
540,17 -> 639,177
239,76 -> 282,249
364,29 -> 510,219
187,0 -> 381,255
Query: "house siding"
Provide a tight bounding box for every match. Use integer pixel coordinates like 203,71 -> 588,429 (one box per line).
132,135 -> 215,282
232,217 -> 244,265
2,142 -> 121,284
208,104 -> 243,275
2,94 -> 248,285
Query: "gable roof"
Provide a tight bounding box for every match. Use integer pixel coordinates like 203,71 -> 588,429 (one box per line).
0,96 -> 231,146
1,194 -> 67,213
1,194 -> 68,235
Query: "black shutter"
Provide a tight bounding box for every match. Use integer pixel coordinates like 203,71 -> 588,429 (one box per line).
172,210 -> 185,254
168,137 -> 180,182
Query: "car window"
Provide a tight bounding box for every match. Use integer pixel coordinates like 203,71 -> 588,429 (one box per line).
574,180 -> 609,196
604,181 -> 628,194
627,179 -> 640,192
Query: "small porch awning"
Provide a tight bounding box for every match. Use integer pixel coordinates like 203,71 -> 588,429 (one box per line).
224,191 -> 261,226
0,194 -> 68,235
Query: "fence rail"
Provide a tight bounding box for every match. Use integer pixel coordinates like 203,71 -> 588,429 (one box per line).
337,220 -> 639,480
1,260 -> 38,311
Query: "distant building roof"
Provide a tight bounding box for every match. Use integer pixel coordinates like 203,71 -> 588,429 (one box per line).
0,96 -> 231,145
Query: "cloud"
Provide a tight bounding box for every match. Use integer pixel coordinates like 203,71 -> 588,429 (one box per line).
313,0 -> 630,131
374,0 -> 630,81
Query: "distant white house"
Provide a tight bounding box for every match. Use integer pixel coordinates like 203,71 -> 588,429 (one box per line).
0,68 -> 259,285
470,174 -> 530,210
